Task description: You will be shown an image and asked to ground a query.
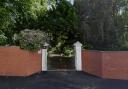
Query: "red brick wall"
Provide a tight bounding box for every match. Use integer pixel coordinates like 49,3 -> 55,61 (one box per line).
82,50 -> 128,80
82,50 -> 102,77
102,52 -> 128,80
0,46 -> 42,76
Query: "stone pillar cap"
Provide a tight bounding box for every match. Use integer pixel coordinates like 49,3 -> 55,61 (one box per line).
73,41 -> 82,47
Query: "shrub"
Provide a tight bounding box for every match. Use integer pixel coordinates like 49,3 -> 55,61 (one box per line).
18,29 -> 47,51
0,31 -> 7,46
63,46 -> 73,57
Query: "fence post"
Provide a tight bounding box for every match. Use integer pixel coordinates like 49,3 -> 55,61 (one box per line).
41,42 -> 49,71
74,41 -> 82,71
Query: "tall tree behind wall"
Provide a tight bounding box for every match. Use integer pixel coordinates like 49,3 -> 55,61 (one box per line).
113,0 -> 128,50
75,0 -> 118,50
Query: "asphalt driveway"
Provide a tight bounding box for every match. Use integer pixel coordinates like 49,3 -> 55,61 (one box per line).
0,71 -> 128,89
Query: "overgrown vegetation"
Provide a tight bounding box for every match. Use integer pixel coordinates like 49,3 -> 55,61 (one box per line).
43,0 -> 79,55
0,0 -> 128,53
0,31 -> 7,46
76,0 -> 128,50
18,29 -> 47,51
0,0 -> 48,45
0,0 -> 78,54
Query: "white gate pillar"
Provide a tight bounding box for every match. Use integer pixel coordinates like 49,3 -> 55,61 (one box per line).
74,41 -> 82,71
41,42 -> 49,71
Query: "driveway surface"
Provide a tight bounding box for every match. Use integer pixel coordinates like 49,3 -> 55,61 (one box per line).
0,71 -> 128,89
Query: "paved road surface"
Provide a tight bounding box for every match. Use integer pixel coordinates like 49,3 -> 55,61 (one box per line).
0,71 -> 128,89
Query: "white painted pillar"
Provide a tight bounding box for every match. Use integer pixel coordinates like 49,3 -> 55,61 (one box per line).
41,42 -> 49,71
74,41 -> 82,71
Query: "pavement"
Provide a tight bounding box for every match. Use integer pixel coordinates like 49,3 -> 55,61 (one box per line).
0,71 -> 128,89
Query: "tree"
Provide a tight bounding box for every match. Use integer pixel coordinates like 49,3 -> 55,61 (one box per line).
76,0 -> 128,50
42,0 -> 80,54
0,0 -> 49,45
113,0 -> 128,50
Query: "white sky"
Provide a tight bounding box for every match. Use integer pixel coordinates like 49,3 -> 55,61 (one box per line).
67,0 -> 74,5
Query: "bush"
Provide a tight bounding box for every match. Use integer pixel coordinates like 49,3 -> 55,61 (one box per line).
18,29 -> 47,51
0,31 -> 7,46
63,46 -> 73,57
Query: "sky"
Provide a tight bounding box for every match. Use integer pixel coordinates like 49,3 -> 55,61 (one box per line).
67,0 -> 74,5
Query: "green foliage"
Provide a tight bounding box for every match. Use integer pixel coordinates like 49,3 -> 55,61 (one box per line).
0,0 -> 51,46
0,8 -> 12,29
18,29 -> 47,51
0,0 -> 49,32
82,42 -> 93,50
113,0 -> 128,50
0,0 -> 128,52
77,0 -> 128,51
12,0 -> 49,32
49,45 -> 74,57
43,0 -> 80,54
0,0 -> 80,53
63,46 -> 73,57
0,31 -> 7,46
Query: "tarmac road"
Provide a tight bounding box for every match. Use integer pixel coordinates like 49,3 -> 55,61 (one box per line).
0,71 -> 127,89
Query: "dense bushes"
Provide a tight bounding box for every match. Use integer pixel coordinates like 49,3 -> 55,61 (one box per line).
18,29 -> 47,51
0,31 -> 7,46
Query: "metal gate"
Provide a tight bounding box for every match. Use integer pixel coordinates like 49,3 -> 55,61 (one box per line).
41,41 -> 82,71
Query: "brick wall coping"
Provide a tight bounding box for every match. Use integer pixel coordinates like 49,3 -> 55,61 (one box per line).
0,46 -> 19,48
82,49 -> 128,52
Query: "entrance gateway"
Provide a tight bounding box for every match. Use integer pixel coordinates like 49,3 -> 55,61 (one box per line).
40,41 -> 82,71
